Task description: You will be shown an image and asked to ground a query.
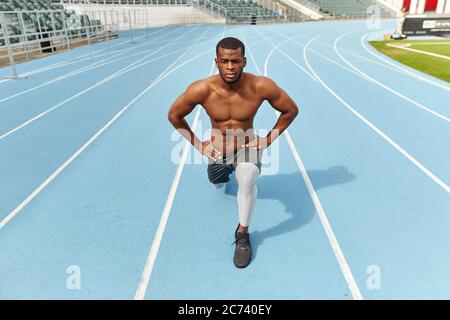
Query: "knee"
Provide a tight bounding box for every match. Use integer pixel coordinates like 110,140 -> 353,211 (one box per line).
235,163 -> 259,189
212,182 -> 225,189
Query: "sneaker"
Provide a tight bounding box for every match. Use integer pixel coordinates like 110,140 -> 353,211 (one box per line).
233,226 -> 252,268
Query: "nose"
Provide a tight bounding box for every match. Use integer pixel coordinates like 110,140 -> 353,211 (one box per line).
226,61 -> 234,70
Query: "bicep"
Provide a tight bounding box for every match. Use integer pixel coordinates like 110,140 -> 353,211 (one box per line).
264,80 -> 298,113
168,92 -> 198,118
168,82 -> 206,118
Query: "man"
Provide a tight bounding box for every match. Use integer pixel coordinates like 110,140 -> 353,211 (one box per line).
395,6 -> 408,39
168,37 -> 298,268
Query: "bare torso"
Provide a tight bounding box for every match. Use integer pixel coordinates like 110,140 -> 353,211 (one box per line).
202,72 -> 263,155
168,68 -> 298,161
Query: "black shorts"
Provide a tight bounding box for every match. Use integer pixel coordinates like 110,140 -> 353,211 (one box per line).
207,147 -> 262,185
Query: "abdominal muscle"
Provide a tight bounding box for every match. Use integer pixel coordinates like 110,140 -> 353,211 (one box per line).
209,123 -> 255,157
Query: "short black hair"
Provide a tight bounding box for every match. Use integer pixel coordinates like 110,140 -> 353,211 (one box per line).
216,37 -> 245,57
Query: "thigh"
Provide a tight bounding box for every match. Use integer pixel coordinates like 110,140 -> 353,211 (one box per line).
207,162 -> 234,184
234,147 -> 262,173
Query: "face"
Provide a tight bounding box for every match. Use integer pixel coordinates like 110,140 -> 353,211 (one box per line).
215,47 -> 247,84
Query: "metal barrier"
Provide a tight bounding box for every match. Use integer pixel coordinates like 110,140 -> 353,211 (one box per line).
254,0 -> 287,19
192,0 -> 227,20
78,6 -> 225,30
0,9 -> 119,79
0,3 -> 228,79
263,0 -> 310,22
57,0 -> 191,5
293,0 -> 321,12
291,0 -> 394,19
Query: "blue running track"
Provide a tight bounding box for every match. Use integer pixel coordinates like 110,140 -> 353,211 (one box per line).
0,20 -> 449,299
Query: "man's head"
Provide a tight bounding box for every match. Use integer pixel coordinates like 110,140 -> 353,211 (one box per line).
215,37 -> 247,84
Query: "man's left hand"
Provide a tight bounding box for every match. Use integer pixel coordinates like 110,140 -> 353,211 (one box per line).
242,136 -> 269,150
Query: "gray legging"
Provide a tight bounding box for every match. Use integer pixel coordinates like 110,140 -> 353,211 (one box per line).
207,147 -> 262,227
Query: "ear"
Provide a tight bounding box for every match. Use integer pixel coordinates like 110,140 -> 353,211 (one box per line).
243,57 -> 247,67
215,57 -> 219,67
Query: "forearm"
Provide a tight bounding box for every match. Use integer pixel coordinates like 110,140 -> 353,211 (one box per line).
168,116 -> 202,148
265,109 -> 299,146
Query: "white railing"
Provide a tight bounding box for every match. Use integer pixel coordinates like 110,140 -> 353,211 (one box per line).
298,0 -> 394,18
77,6 -> 225,29
269,0 -> 313,21
0,9 -> 118,79
292,0 -> 321,12
56,0 -> 192,5
254,0 -> 287,19
0,4 -> 226,79
192,0 -> 227,20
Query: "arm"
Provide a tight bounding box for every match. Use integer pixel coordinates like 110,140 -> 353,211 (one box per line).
168,80 -> 205,148
167,80 -> 221,160
247,77 -> 299,148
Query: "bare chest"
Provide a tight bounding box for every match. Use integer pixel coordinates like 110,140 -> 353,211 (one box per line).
202,90 -> 263,123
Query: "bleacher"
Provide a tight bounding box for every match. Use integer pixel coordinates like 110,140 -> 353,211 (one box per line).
305,0 -> 392,17
0,0 -> 101,45
270,0 -> 309,22
52,0 -> 189,4
59,0 -> 281,22
208,0 -> 280,22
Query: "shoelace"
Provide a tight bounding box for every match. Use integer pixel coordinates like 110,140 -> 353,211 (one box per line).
232,233 -> 250,247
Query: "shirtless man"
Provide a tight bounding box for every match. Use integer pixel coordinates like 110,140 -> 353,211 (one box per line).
168,37 -> 298,268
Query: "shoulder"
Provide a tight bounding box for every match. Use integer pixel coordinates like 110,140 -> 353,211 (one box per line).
186,78 -> 210,94
184,78 -> 211,101
253,75 -> 280,97
254,75 -> 278,88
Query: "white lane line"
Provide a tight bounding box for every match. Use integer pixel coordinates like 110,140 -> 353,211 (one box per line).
292,30 -> 450,93
0,28 -> 222,232
251,27 -> 318,83
0,28 -> 190,104
304,35 -> 450,194
95,31 -> 286,87
334,33 -> 450,123
0,51 -> 210,141
277,27 -> 405,81
245,28 -> 363,301
360,33 -> 450,92
153,26 -> 213,82
386,43 -> 450,60
133,26 -> 284,300
94,27 -> 200,86
82,27 -> 168,57
0,48 -> 161,104
292,31 -> 385,64
0,31 -> 288,142
44,29 -> 164,66
0,27 -> 169,84
134,26 -> 227,301
133,97 -> 204,301
0,27 -> 202,141
277,32 -> 373,81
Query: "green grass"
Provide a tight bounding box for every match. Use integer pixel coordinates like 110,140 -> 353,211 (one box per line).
369,40 -> 450,83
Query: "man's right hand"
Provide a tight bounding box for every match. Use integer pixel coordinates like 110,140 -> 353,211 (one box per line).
195,141 -> 222,162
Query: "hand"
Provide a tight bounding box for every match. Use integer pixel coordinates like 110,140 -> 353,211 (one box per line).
196,141 -> 222,161
242,136 -> 269,150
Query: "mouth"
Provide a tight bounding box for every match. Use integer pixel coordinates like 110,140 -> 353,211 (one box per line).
225,73 -> 237,79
